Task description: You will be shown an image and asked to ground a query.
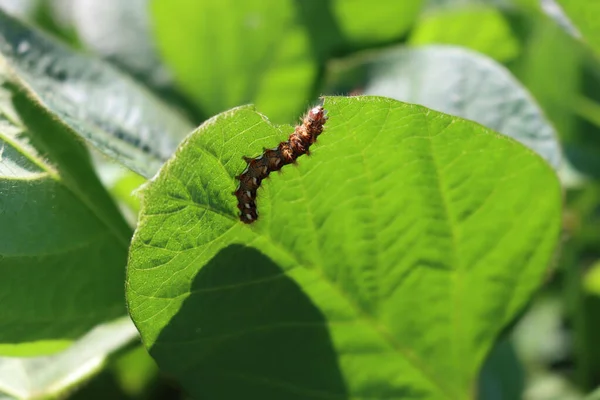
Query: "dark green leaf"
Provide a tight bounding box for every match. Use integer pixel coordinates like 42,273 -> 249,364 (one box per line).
0,65 -> 130,353
478,339 -> 524,400
0,9 -> 193,178
586,387 -> 600,400
511,18 -> 582,142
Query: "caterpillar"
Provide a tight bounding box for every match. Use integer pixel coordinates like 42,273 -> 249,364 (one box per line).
234,105 -> 328,224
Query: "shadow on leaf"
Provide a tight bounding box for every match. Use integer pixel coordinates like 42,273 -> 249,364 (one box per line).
152,244 -> 347,399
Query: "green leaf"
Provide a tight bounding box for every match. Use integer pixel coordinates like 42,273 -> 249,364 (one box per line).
574,96 -> 600,130
326,46 -> 561,169
151,0 -> 318,124
586,387 -> 600,400
584,261 -> 600,296
559,185 -> 600,389
0,9 -> 193,178
330,0 -> 424,46
478,339 -> 524,400
541,0 -> 580,38
111,345 -> 159,397
554,0 -> 600,57
0,317 -> 138,400
108,169 -> 146,216
70,0 -> 165,86
93,158 -> 147,224
409,6 -> 521,62
0,64 -> 130,353
511,17 -> 582,141
127,96 -> 561,399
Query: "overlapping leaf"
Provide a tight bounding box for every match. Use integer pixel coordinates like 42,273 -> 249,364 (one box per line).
553,0 -> 600,56
0,64 -> 131,355
150,0 -> 424,124
409,6 -> 520,62
151,0 -> 318,124
330,0 -> 423,46
0,9 -> 193,178
71,0 -> 165,86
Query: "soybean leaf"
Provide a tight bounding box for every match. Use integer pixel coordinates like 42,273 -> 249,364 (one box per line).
127,96 -> 561,399
0,9 -> 193,178
93,157 -> 147,226
510,18 -> 582,142
330,0 -> 424,47
586,387 -> 600,400
326,46 -> 561,169
111,345 -> 159,398
0,318 -> 138,400
150,0 -> 426,124
585,261 -> 600,296
575,96 -> 600,130
540,0 -> 581,39
558,186 -> 600,389
67,0 -> 194,118
70,0 -> 166,87
0,65 -> 129,354
151,0 -> 318,124
509,18 -> 592,184
478,339 -> 525,400
553,0 -> 600,57
426,0 -> 512,7
409,6 -> 521,62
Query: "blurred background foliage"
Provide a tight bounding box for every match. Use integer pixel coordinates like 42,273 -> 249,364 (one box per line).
0,0 -> 599,399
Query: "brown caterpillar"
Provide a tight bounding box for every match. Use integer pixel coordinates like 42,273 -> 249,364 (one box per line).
234,105 -> 328,224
